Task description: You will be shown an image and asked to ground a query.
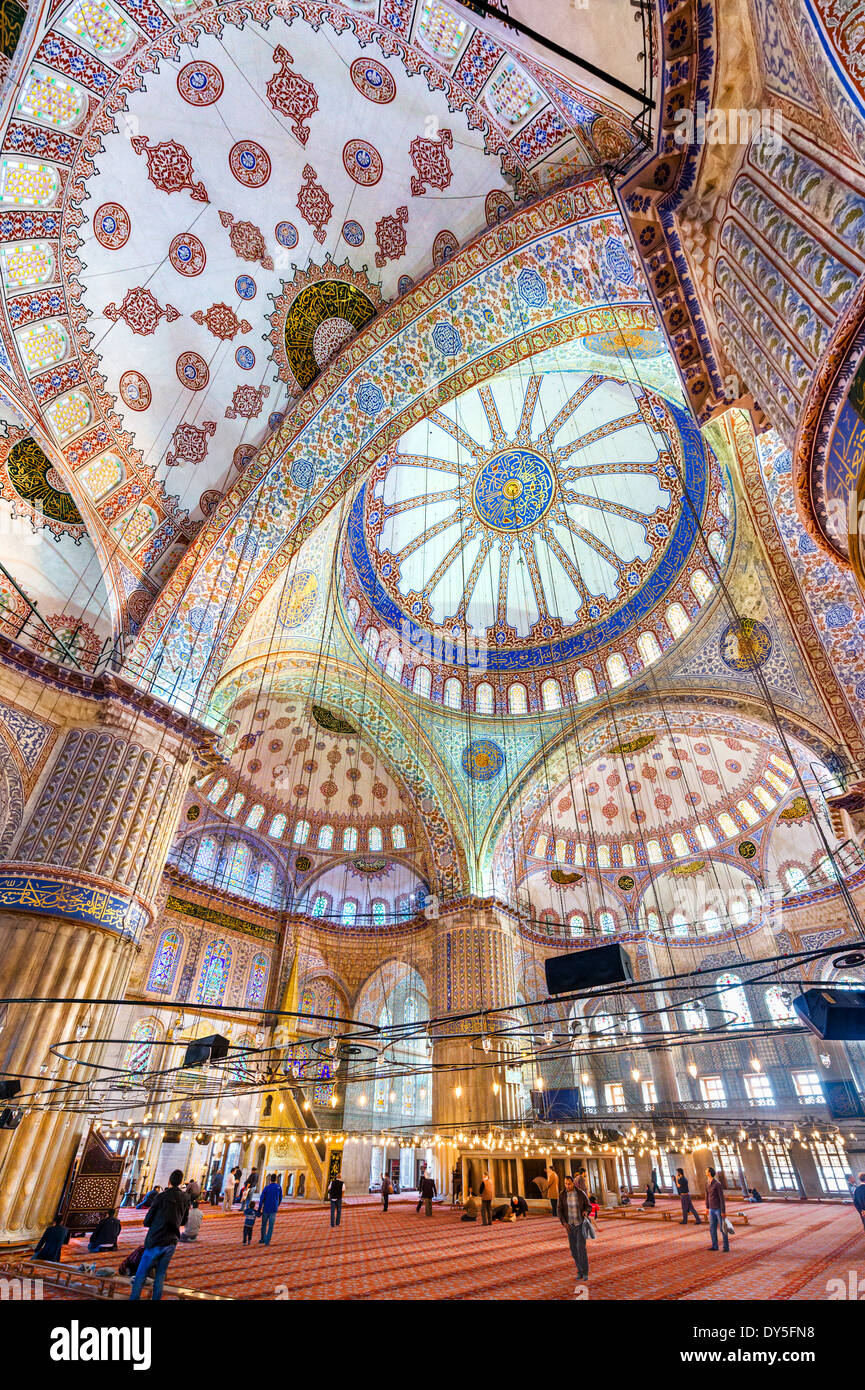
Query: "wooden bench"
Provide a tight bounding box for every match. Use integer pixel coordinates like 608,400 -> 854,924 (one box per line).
0,1257 -> 232,1301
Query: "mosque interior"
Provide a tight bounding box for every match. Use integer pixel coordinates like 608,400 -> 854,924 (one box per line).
0,0 -> 864,1304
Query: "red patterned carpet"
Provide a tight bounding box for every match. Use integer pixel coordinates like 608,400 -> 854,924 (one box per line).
37,1195 -> 864,1300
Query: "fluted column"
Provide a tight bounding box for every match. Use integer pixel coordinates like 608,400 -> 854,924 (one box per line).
0,663 -> 211,1243
430,904 -> 523,1130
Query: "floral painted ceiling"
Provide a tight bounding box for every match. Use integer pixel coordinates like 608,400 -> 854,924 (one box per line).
0,0 -> 638,652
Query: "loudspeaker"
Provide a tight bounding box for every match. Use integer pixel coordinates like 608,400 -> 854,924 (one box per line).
183,1033 -> 230,1067
0,1107 -> 22,1130
793,988 -> 865,1040
0,1080 -> 21,1101
545,942 -> 634,995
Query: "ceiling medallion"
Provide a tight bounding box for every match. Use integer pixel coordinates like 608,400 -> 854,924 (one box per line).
311,704 -> 356,735
4,435 -> 83,533
471,449 -> 555,532
267,257 -> 382,394
606,734 -> 656,757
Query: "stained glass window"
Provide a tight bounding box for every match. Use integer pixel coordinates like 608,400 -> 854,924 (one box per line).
671,832 -> 689,857
147,929 -> 181,993
717,812 -> 737,839
246,804 -> 264,829
596,844 -> 610,868
599,910 -> 615,934
646,839 -> 663,863
196,938 -> 232,1005
391,823 -> 406,849
716,972 -> 752,1028
300,987 -> 315,1015
226,842 -> 251,892
341,900 -> 357,926
0,241 -> 54,291
343,826 -> 358,851
413,665 -> 431,698
194,837 -> 216,879
0,158 -> 59,207
541,678 -> 562,710
665,602 -> 690,639
486,60 -> 541,124
269,813 -> 287,839
368,826 -> 382,851
122,1018 -> 158,1075
385,647 -> 403,682
46,391 -> 91,441
372,900 -> 386,927
16,68 -> 86,128
568,912 -> 585,937
671,911 -> 689,938
637,631 -> 662,667
62,0 -> 134,56
246,954 -> 268,1007
293,819 -> 310,845
683,1001 -> 707,1030
690,569 -> 713,604
574,669 -> 596,702
313,1062 -> 333,1107
443,677 -> 462,710
784,866 -> 808,894
256,862 -> 275,904
78,452 -> 123,501
695,823 -> 716,849
111,504 -> 158,553
208,778 -> 228,804
363,627 -> 380,661
606,653 -> 629,688
765,985 -> 794,1024
317,824 -> 334,850
312,893 -> 328,918
225,792 -> 245,818
476,681 -> 494,713
737,798 -> 760,826
508,682 -> 528,713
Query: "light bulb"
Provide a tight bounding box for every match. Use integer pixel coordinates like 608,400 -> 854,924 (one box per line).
750,1056 -> 761,1071
454,1085 -> 462,1099
631,1068 -> 640,1082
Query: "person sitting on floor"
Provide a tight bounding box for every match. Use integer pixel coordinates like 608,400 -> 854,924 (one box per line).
640,1182 -> 656,1209
33,1215 -> 69,1262
88,1209 -> 121,1252
618,1184 -> 631,1206
461,1189 -> 480,1222
509,1193 -> 529,1219
180,1198 -> 203,1242
747,1187 -> 764,1203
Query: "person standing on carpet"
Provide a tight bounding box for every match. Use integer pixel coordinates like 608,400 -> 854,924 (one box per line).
418,1171 -> 437,1217
479,1170 -> 495,1225
558,1174 -> 590,1291
852,1171 -> 865,1231
329,1172 -> 346,1227
545,1165 -> 559,1217
705,1166 -> 729,1252
257,1173 -> 283,1246
222,1179 -> 233,1214
675,1169 -> 702,1225
380,1171 -> 392,1212
242,1195 -> 257,1245
129,1169 -> 190,1302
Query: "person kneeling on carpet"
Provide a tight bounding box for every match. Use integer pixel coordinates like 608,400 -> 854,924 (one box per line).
88,1209 -> 121,1252
461,1189 -> 479,1222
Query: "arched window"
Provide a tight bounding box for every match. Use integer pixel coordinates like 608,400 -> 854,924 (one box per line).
368,826 -> 383,852
312,893 -> 328,918
646,839 -> 663,863
606,653 -> 629,688
598,909 -> 615,934
476,681 -> 494,713
208,777 -> 228,804
568,912 -> 586,938
716,972 -> 752,1028
670,911 -> 689,938
343,827 -> 358,851
246,803 -> 264,830
269,813 -> 287,839
391,823 -> 406,849
226,842 -> 251,892
317,824 -> 334,850
736,798 -> 760,826
413,665 -> 431,698
695,824 -> 716,849
534,832 -> 549,858
665,602 -> 690,639
591,1011 -> 615,1045
246,954 -> 268,1007
541,678 -> 562,710
702,909 -> 723,935
690,569 -> 713,604
225,792 -> 245,818
574,668 -> 596,702
443,677 -> 462,710
708,531 -> 725,564
596,845 -> 610,869
372,900 -> 387,927
346,597 -> 360,625
753,784 -> 776,811
765,986 -> 795,1024
682,1000 -> 707,1030
363,627 -> 380,661
196,939 -> 232,1005
148,929 -> 182,993
637,631 -> 661,667
341,900 -> 357,926
671,832 -> 689,858
784,865 -> 808,895
293,819 -> 310,845
508,682 -> 528,714
554,837 -> 567,863
645,910 -> 661,936
717,812 -> 737,839
385,647 -> 404,682
122,1019 -> 158,1075
194,836 -> 217,879
256,861 -> 275,904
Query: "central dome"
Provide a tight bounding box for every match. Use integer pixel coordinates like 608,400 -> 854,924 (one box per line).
341,371 -> 728,706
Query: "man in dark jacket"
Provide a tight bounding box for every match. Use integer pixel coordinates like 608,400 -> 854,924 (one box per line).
675,1168 -> 702,1224
329,1173 -> 345,1227
129,1169 -> 189,1300
209,1169 -> 223,1206
853,1171 -> 865,1230
88,1209 -> 122,1251
256,1173 -> 283,1245
33,1216 -> 69,1262
418,1172 -> 437,1217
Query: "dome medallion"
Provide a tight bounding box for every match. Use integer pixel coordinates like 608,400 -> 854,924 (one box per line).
472,449 -> 555,531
